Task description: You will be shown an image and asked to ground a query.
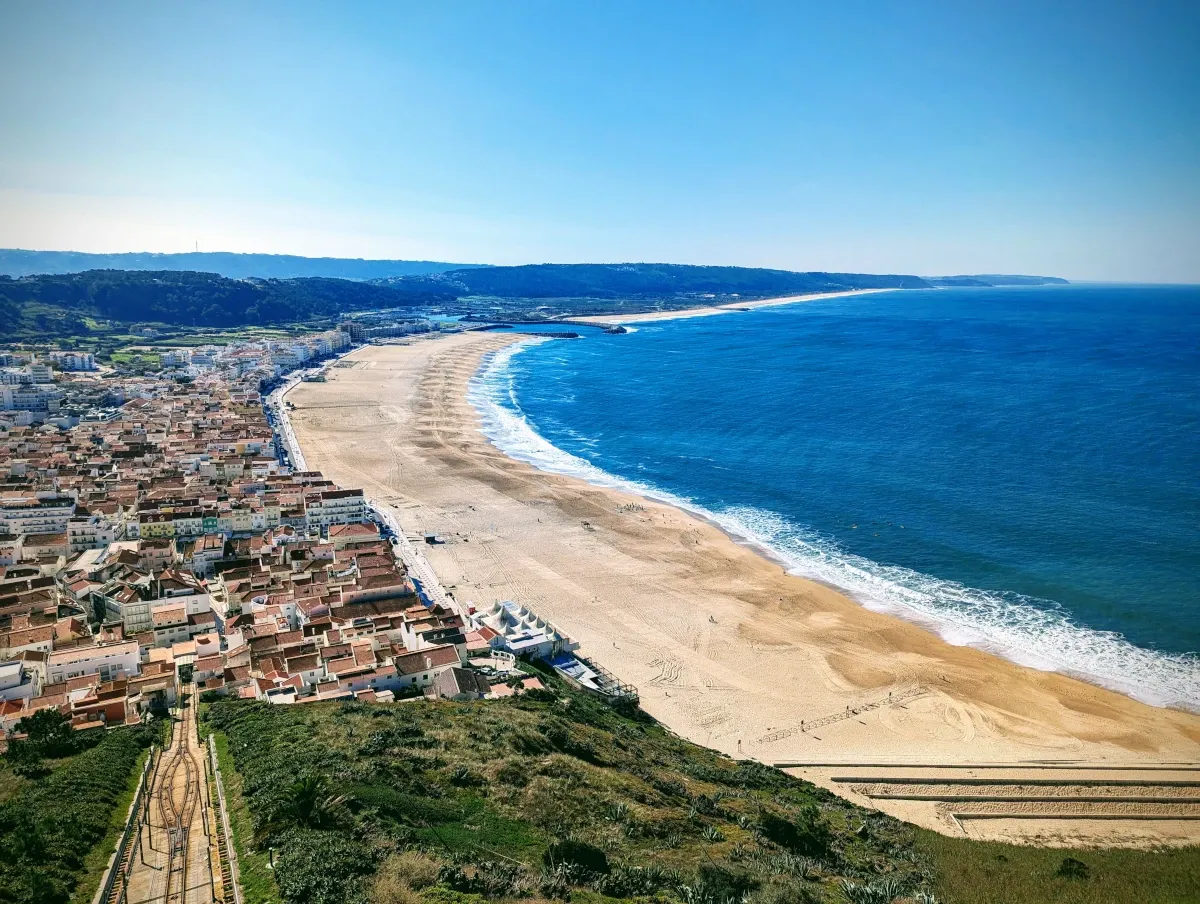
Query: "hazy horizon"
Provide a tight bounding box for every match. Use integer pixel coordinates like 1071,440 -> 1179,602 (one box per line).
1,2 -> 1197,283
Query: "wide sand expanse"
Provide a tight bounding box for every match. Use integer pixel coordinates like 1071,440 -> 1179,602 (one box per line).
288,331 -> 1200,846
573,287 -> 891,325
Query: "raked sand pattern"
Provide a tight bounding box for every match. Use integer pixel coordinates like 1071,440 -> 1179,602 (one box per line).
286,331 -> 1200,848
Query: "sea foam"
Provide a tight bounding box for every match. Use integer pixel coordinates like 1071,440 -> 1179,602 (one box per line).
468,339 -> 1200,712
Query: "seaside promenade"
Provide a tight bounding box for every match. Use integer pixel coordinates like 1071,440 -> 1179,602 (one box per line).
284,331 -> 1200,848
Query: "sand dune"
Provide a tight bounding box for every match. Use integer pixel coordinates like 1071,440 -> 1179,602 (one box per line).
288,332 -> 1200,846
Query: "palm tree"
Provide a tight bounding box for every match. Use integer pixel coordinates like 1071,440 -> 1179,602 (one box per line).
258,775 -> 348,841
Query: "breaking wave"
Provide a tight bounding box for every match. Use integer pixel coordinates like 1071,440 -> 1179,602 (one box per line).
468,339 -> 1200,712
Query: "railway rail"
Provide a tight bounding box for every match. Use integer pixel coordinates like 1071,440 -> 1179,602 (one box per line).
111,683 -> 216,904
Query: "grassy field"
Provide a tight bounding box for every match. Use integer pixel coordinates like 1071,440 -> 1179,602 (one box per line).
917,830 -> 1200,904
109,349 -> 161,368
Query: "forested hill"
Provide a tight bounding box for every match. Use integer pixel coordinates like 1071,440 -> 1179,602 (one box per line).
3,263 -> 1073,339
0,249 -> 484,280
405,262 -> 932,298
0,270 -> 455,336
0,264 -> 940,337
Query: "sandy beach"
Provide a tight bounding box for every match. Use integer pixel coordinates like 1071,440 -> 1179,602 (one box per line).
572,288 -> 894,325
288,330 -> 1200,847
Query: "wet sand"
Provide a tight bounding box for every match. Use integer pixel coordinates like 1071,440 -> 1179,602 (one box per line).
288,332 -> 1200,845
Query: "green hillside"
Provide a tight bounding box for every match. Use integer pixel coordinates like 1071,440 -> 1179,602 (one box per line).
203,686 -> 935,904
0,270 -> 456,339
0,721 -> 156,904
202,679 -> 1200,904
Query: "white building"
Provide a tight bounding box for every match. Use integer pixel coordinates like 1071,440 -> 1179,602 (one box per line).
471,601 -> 578,660
0,659 -> 41,702
391,644 -> 461,691
0,534 -> 23,566
67,512 -> 124,553
305,488 -> 367,530
0,494 -> 76,535
100,572 -> 211,635
45,640 -> 139,684
49,352 -> 96,371
1,384 -> 62,412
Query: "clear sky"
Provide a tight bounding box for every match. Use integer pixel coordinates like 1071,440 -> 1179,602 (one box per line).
1,1 -> 1197,281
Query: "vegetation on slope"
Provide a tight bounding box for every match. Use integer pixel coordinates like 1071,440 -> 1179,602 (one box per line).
0,270 -> 456,338
204,687 -> 937,904
409,263 -> 931,301
0,263 -> 1068,340
0,718 -> 155,904
916,831 -> 1200,904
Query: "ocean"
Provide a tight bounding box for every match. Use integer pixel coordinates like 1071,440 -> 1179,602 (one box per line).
469,285 -> 1200,711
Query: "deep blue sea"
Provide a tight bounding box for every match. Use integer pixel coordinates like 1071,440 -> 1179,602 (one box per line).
469,285 -> 1200,710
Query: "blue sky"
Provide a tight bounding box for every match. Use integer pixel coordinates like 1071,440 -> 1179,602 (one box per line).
1,2 -> 1197,280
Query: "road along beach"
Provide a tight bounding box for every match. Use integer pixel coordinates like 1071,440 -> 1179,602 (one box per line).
286,330 -> 1200,847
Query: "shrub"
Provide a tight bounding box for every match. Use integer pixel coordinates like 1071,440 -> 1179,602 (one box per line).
690,864 -> 757,903
757,806 -> 831,857
495,759 -> 529,787
359,723 -> 425,756
8,709 -> 93,760
369,851 -> 441,904
1056,857 -> 1090,879
273,829 -> 374,904
4,740 -> 48,777
438,861 -> 532,897
746,876 -> 821,904
420,889 -> 487,904
839,879 -> 901,904
592,864 -> 675,897
448,765 -> 483,788
543,838 -> 610,875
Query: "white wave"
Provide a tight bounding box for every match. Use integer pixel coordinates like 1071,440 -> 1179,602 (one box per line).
468,340 -> 1200,712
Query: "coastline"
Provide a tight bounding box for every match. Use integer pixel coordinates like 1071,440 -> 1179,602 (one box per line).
572,287 -> 894,325
287,332 -> 1200,846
